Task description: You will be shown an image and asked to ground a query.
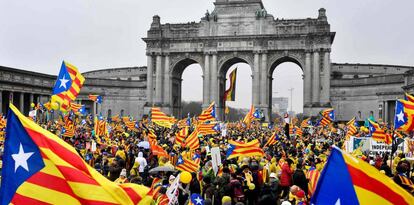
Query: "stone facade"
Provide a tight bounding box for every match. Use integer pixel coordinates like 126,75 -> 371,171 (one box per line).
0,66 -> 147,118
143,0 -> 336,120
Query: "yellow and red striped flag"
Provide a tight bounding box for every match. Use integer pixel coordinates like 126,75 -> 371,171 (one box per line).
345,117 -> 358,140
0,104 -> 153,204
301,118 -> 311,128
51,61 -> 85,111
62,115 -> 75,138
197,122 -> 219,135
175,155 -> 200,173
198,102 -> 216,123
264,132 -> 280,147
184,129 -> 200,150
368,119 -> 387,143
175,126 -> 188,146
226,139 -> 264,159
296,126 -> 303,137
151,107 -> 174,129
243,105 -> 255,126
69,102 -> 82,114
125,120 -> 137,131
306,168 -> 321,197
94,116 -> 108,137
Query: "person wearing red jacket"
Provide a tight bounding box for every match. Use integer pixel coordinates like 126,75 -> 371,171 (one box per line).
279,158 -> 293,199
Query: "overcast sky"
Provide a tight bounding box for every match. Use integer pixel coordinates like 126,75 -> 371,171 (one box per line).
1,0 -> 413,112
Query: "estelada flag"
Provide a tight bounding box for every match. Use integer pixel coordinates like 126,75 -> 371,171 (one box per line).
223,68 -> 237,102
0,104 -> 152,204
367,119 -> 386,143
226,139 -> 264,159
175,155 -> 199,173
311,147 -> 413,204
51,61 -> 85,111
394,99 -> 414,132
88,94 -> 103,104
198,102 -> 216,123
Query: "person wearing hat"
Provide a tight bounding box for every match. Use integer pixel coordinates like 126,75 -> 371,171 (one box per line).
222,196 -> 232,205
269,172 -> 279,194
114,169 -> 129,184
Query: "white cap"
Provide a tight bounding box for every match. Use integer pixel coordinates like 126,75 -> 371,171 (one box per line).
169,175 -> 176,181
120,169 -> 127,177
270,172 -> 277,179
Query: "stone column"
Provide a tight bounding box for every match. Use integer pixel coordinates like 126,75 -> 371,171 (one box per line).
211,53 -> 218,104
19,92 -> 24,113
203,53 -> 211,107
93,102 -> 97,116
260,52 -> 267,106
9,92 -> 13,104
312,51 -> 320,104
321,50 -> 331,105
163,54 -> 171,107
30,93 -> 34,104
252,52 -> 260,106
0,90 -> 3,114
384,101 -> 389,123
304,52 -> 312,106
155,54 -> 163,104
146,55 -> 154,105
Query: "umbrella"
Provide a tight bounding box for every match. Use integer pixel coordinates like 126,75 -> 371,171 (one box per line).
137,141 -> 150,149
149,165 -> 176,173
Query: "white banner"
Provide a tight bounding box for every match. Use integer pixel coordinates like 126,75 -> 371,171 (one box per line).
369,139 -> 404,154
211,147 -> 222,175
167,174 -> 180,205
91,140 -> 97,152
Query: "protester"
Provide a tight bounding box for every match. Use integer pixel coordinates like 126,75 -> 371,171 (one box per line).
1,103 -> 413,205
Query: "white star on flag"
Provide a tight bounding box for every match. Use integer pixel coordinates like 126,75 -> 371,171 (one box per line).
12,143 -> 34,172
397,110 -> 405,122
178,158 -> 183,164
335,198 -> 341,205
59,75 -> 69,89
194,196 -> 203,204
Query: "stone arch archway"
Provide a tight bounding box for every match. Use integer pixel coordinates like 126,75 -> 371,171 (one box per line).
216,55 -> 254,119
267,56 -> 304,118
169,57 -> 203,117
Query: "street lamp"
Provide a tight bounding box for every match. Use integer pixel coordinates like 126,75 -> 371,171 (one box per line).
288,88 -> 294,113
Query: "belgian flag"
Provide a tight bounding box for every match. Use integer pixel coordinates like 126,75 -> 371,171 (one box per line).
224,68 -> 237,102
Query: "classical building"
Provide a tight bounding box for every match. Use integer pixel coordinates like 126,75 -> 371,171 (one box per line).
0,0 -> 413,124
0,66 -> 147,118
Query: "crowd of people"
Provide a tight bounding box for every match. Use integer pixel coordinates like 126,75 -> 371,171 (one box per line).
0,109 -> 413,205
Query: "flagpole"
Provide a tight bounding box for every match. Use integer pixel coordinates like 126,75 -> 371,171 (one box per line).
389,127 -> 395,176
390,100 -> 397,175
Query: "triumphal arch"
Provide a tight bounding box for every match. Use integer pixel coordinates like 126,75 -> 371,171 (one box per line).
143,0 -> 335,120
